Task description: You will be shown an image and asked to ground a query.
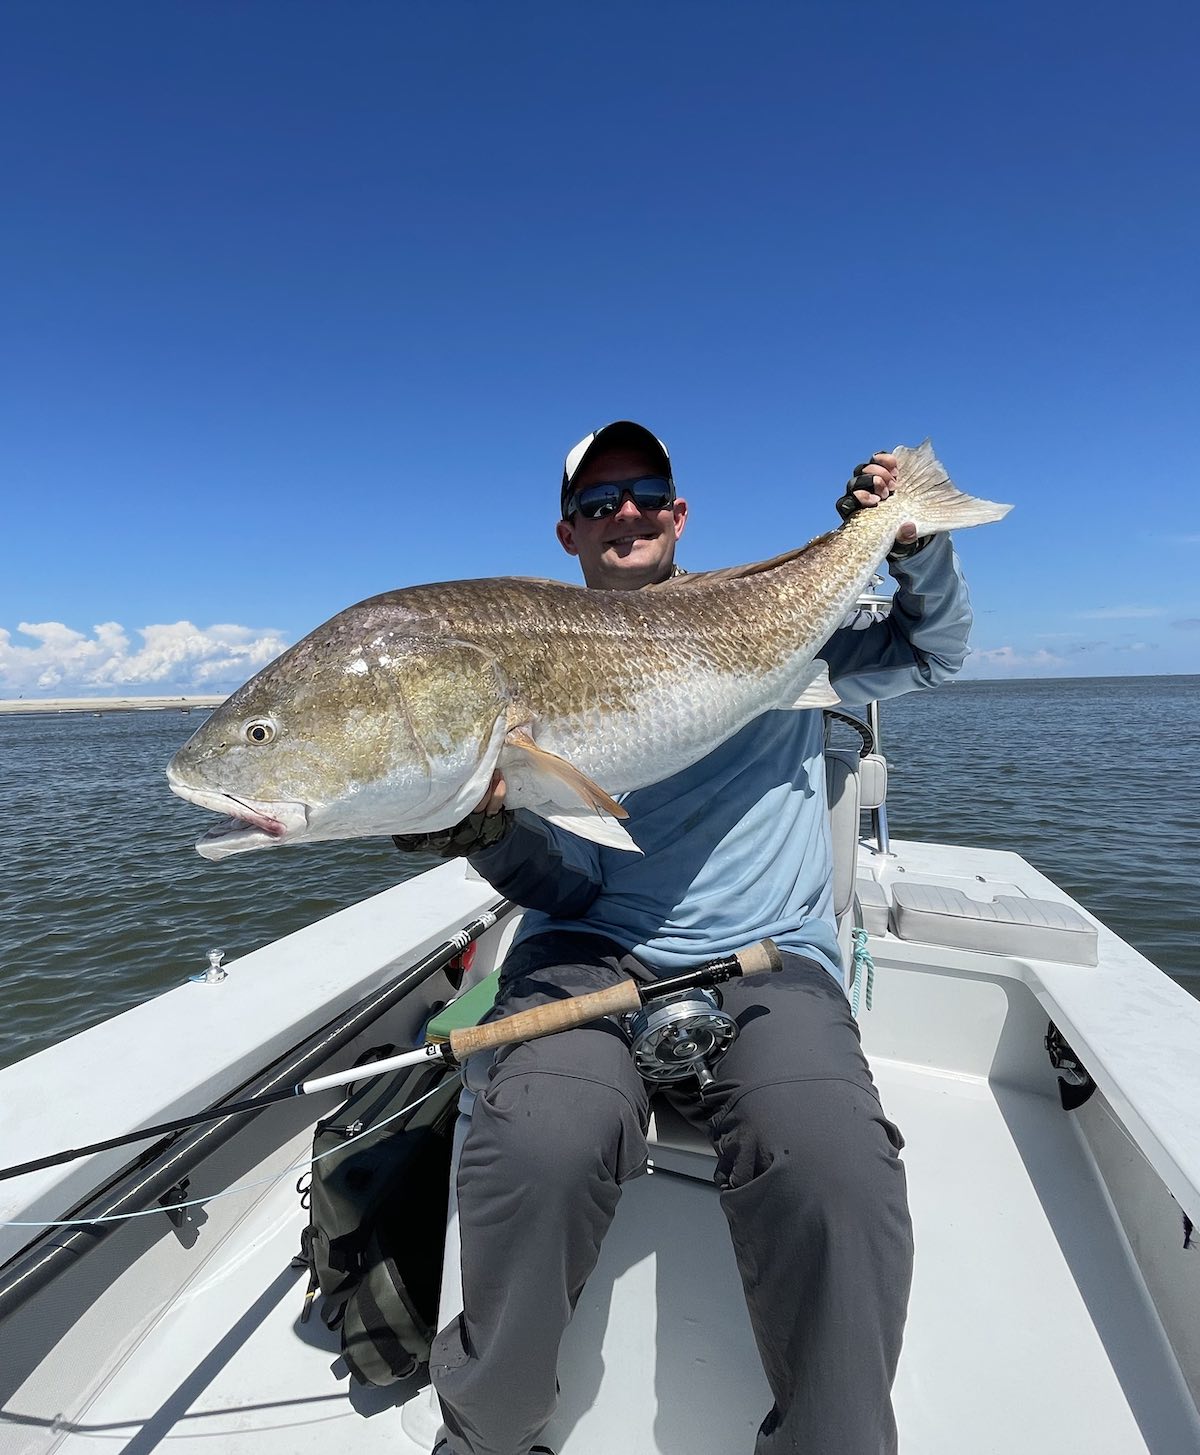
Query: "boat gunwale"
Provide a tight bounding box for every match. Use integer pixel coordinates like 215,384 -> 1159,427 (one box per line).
0,861 -> 499,1261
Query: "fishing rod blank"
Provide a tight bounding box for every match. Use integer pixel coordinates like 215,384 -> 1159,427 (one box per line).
0,901 -> 513,1325
1,937 -> 781,1184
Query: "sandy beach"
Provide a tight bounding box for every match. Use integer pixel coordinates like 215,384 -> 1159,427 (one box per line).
0,695 -> 226,715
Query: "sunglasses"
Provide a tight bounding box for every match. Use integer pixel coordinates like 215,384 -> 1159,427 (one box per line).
563,476 -> 676,521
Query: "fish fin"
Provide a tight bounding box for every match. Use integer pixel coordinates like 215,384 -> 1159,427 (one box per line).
644,542 -> 823,590
648,442 -> 1010,593
503,727 -> 629,820
785,660 -> 841,710
535,803 -> 642,853
891,440 -> 1013,533
504,574 -> 587,590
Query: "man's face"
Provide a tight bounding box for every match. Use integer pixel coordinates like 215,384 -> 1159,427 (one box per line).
555,445 -> 688,591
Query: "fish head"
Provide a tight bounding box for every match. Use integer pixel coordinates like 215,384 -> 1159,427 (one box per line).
167,608 -> 510,860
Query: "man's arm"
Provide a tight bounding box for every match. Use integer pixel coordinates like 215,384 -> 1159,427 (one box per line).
393,777 -> 604,918
466,810 -> 604,917
820,533 -> 973,705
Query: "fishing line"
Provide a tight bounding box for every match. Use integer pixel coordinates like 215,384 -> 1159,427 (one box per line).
0,1076 -> 457,1229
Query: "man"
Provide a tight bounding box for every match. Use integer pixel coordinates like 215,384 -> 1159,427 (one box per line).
415,421 -> 973,1455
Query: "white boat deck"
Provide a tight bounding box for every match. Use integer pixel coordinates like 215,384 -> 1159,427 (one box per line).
13,1060 -> 1193,1454
3,844 -> 1199,1454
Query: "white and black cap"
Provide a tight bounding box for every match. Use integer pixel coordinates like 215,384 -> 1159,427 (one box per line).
561,420 -> 673,518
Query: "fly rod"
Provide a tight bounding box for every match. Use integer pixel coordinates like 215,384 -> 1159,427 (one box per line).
0,938 -> 781,1185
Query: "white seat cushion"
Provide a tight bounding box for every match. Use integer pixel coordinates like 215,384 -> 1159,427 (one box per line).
856,877 -> 891,935
858,753 -> 888,810
890,883 -> 1098,966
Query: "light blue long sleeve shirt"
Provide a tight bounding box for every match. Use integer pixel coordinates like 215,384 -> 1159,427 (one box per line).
470,534 -> 972,982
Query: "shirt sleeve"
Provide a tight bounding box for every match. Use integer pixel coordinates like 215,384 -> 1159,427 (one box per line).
468,809 -> 604,917
819,533 -> 973,706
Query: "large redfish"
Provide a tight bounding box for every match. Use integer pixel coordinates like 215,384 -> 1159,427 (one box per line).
167,441 -> 1009,858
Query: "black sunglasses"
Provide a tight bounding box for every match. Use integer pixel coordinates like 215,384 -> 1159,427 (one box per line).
563,476 -> 676,521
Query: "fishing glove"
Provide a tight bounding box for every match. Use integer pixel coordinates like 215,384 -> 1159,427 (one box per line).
836,459 -> 929,562
392,810 -> 514,858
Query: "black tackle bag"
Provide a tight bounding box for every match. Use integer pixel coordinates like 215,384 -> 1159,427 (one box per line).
296,1051 -> 461,1385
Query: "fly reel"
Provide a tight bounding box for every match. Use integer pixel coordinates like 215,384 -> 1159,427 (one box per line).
625,988 -> 739,1090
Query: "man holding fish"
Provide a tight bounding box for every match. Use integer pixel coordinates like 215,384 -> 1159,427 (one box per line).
168,420 -> 1003,1453
419,423 -> 973,1455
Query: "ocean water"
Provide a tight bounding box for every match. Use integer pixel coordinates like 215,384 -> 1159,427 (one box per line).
0,676 -> 1195,1070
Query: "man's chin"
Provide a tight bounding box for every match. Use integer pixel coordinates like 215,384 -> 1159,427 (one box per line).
592,543 -> 671,589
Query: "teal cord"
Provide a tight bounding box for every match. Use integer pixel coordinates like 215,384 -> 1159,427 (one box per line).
851,927 -> 875,1017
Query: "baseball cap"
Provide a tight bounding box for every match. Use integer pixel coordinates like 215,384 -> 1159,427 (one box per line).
560,420 -> 673,518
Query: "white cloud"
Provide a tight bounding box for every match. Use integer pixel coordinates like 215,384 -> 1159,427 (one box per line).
969,645 -> 1067,671
1073,605 -> 1165,621
0,621 -> 289,695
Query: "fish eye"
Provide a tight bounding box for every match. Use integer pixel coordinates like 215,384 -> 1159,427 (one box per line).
244,719 -> 276,745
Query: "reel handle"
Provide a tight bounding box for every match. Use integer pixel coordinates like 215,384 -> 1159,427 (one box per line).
449,980 -> 643,1058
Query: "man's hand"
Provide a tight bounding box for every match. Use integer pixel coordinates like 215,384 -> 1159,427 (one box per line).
392,769 -> 511,858
474,770 -> 506,815
836,451 -> 921,553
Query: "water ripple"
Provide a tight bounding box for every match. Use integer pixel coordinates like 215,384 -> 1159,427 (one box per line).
0,678 -> 1195,1069
875,675 -> 1197,994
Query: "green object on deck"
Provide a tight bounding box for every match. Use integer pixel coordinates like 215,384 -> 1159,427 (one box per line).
426,969 -> 502,1041
851,927 -> 875,1018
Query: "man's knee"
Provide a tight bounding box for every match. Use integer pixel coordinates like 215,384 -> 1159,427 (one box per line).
713,1078 -> 907,1222
463,1065 -> 648,1192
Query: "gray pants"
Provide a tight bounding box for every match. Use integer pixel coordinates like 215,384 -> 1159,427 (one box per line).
430,933 -> 913,1455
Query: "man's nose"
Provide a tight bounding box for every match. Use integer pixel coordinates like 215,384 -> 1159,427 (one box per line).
614,493 -> 645,519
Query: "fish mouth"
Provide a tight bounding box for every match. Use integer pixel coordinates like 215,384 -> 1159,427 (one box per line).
167,773 -> 309,860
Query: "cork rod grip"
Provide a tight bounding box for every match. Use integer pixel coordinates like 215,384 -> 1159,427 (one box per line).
736,938 -> 783,977
448,980 -> 643,1059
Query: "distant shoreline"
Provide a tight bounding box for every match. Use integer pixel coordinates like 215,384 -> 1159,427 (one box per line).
0,673 -> 1195,718
0,695 -> 226,715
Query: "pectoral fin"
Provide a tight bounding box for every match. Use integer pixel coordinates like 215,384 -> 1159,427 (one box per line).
787,660 -> 840,710
501,727 -> 641,853
503,729 -> 628,817
536,803 -> 641,852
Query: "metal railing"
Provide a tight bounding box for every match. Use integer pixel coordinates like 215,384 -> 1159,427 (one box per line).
858,578 -> 892,858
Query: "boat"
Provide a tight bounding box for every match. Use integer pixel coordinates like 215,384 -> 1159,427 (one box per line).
1,705 -> 1199,1454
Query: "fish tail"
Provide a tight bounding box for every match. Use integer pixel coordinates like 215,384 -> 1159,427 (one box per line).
893,440 -> 1012,534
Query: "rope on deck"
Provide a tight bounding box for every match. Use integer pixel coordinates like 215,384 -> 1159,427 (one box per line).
851,927 -> 875,1018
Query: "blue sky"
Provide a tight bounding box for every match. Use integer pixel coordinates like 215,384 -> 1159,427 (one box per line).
2,0 -> 1197,693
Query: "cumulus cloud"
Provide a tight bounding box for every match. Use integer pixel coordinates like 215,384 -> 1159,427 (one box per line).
0,621 -> 289,695
969,645 -> 1067,671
